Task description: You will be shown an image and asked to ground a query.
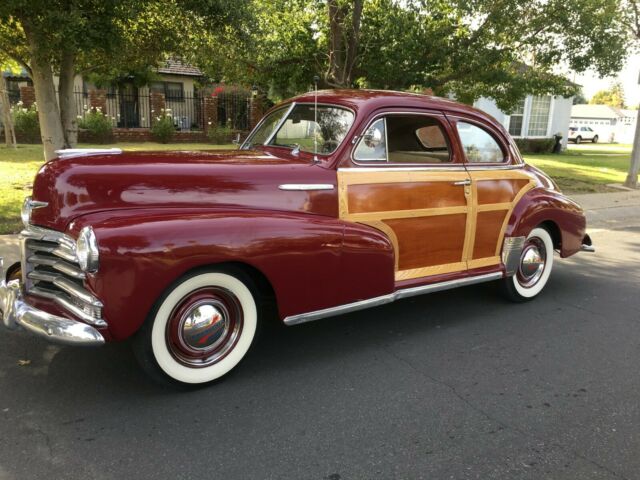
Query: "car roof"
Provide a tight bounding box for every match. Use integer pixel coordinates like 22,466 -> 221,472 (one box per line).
283,89 -> 498,124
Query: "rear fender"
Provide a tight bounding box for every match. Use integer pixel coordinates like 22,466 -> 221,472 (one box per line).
505,187 -> 586,257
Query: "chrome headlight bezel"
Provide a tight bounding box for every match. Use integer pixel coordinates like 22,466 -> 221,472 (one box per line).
76,226 -> 100,273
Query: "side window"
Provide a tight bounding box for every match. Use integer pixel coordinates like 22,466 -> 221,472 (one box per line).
456,122 -> 505,163
354,119 -> 387,161
354,115 -> 452,164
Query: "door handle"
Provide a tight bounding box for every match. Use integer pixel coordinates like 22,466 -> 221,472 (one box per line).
453,179 -> 472,186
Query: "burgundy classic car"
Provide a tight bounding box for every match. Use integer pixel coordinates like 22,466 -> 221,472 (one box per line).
0,90 -> 594,386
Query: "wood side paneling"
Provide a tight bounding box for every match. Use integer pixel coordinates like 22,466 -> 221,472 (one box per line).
476,179 -> 530,204
385,214 -> 467,270
338,168 -> 536,283
473,210 -> 508,259
347,182 -> 466,213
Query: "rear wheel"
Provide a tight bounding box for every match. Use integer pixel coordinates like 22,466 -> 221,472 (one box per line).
500,227 -> 554,302
133,268 -> 259,387
575,136 -> 582,144
592,135 -> 598,143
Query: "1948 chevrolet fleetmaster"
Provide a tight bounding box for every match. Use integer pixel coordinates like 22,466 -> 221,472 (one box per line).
0,90 -> 594,386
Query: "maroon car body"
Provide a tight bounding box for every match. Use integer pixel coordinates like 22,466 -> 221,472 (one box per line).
0,90 -> 592,385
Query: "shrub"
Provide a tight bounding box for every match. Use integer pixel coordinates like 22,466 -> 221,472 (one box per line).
514,137 -> 556,154
151,110 -> 175,143
207,124 -> 234,144
11,102 -> 40,143
78,109 -> 113,144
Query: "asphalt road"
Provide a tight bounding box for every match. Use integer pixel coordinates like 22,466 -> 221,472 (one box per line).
1,209 -> 639,480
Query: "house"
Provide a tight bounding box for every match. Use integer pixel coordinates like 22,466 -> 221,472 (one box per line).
474,95 -> 574,149
570,104 -> 637,144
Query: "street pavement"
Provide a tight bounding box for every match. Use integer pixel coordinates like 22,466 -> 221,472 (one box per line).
0,192 -> 639,480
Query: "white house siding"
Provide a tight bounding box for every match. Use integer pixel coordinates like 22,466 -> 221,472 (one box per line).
474,95 -> 573,149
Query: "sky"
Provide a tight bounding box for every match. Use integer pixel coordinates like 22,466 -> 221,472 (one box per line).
572,54 -> 640,108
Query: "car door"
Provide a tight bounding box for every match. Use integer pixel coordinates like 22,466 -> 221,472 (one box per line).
448,117 -> 536,270
338,111 -> 474,282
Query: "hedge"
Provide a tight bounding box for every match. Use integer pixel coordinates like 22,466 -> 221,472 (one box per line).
514,137 -> 556,154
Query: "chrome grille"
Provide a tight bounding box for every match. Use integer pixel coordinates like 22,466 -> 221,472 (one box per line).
21,225 -> 106,327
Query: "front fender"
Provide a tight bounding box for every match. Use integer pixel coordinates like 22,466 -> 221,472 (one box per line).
505,187 -> 587,257
68,208 -> 394,340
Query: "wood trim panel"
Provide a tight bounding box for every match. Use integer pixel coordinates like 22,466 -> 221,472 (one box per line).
338,168 -> 536,282
348,205 -> 467,222
395,262 -> 467,281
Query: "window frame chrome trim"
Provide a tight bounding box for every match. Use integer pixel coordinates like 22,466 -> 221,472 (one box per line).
351,110 -> 457,167
243,102 -> 357,157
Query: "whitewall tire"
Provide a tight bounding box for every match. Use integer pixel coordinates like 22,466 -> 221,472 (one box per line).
134,269 -> 258,386
501,227 -> 554,302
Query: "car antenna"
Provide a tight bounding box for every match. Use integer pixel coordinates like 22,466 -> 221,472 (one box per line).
313,75 -> 319,163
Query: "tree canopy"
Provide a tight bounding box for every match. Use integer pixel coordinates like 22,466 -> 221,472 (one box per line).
590,82 -> 627,108
203,0 -> 629,112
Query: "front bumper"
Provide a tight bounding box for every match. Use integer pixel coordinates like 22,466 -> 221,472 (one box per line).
0,259 -> 105,346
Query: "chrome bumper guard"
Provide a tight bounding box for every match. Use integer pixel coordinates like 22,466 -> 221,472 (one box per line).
0,259 -> 104,346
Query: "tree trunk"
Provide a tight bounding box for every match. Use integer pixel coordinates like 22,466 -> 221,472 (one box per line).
326,0 -> 363,88
58,50 -> 78,148
23,22 -> 65,161
625,101 -> 640,188
0,76 -> 17,148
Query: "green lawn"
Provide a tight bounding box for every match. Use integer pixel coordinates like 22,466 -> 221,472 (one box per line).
524,143 -> 632,193
0,142 -> 634,235
0,143 -> 234,235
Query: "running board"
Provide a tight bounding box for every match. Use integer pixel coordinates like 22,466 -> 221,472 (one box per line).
283,272 -> 503,326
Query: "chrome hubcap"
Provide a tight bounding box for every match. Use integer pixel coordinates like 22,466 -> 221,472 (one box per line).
517,239 -> 546,288
181,301 -> 229,352
166,287 -> 243,368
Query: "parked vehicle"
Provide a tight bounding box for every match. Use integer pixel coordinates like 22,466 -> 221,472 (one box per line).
0,90 -> 594,386
568,126 -> 599,144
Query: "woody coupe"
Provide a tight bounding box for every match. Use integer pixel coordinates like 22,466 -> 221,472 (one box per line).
0,90 -> 594,386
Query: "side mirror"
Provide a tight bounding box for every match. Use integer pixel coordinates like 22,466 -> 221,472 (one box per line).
232,133 -> 241,145
363,126 -> 383,149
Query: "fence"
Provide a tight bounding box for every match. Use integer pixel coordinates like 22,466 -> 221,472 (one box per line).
71,88 -> 252,132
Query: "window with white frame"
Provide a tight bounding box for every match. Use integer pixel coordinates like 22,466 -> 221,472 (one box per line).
527,96 -> 552,136
508,99 -> 526,137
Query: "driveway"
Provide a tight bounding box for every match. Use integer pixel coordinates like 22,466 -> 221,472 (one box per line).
0,193 -> 639,479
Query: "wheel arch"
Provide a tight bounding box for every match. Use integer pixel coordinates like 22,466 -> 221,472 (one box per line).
505,187 -> 586,258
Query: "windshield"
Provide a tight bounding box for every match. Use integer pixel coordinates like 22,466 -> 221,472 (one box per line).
242,103 -> 354,155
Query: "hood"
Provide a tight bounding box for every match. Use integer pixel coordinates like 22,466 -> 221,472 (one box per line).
29,149 -> 338,232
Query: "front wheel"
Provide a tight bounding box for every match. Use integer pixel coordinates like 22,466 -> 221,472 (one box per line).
500,227 -> 554,302
133,268 -> 258,387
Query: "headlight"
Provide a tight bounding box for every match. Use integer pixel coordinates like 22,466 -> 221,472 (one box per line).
76,226 -> 99,273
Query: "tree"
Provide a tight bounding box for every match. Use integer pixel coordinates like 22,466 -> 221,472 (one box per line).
213,0 -> 629,113
622,0 -> 639,188
590,82 -> 626,108
0,58 -> 20,147
0,0 -> 249,161
573,90 -> 588,105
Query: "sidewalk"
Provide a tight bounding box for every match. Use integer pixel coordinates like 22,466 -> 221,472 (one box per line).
0,189 -> 638,268
573,189 -> 640,230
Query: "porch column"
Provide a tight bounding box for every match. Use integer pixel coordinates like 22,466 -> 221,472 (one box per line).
150,92 -> 166,124
203,95 -> 218,135
19,86 -> 36,109
88,89 -> 107,113
249,94 -> 265,130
